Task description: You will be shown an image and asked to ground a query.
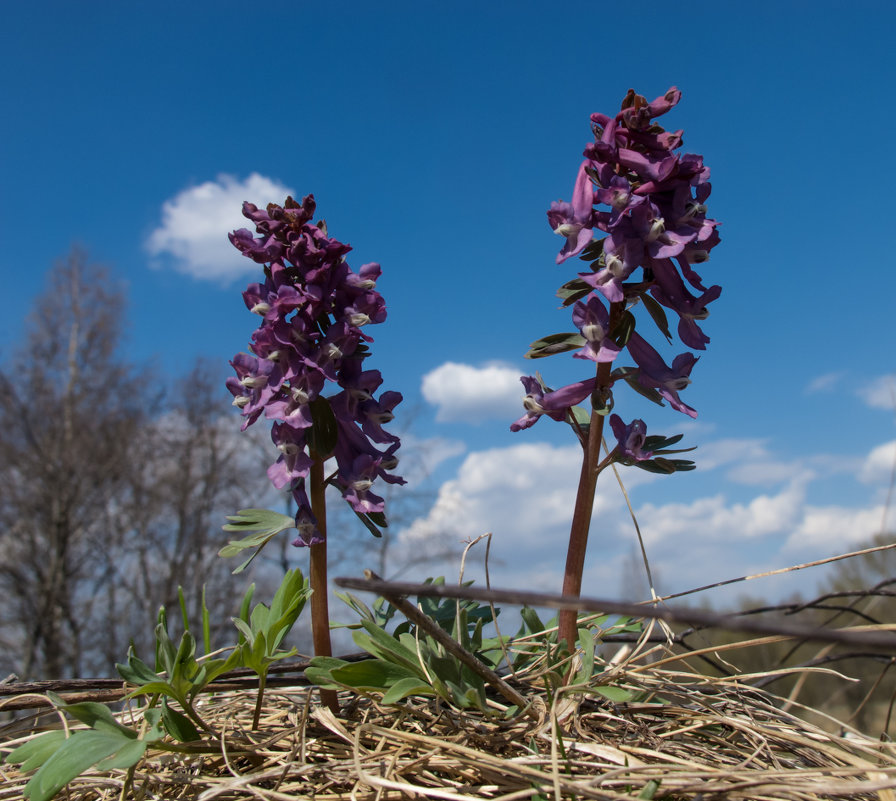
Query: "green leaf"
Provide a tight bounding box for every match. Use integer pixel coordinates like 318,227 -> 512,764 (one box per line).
232,616 -> 255,645
45,694 -> 135,737
238,583 -> 255,623
219,509 -> 297,572
573,628 -> 596,684
381,676 -> 435,704
640,293 -> 673,344
201,585 -> 211,655
161,699 -> 201,742
5,731 -> 67,771
177,587 -> 190,635
353,623 -> 421,674
638,780 -> 661,799
634,456 -> 696,474
19,728 -> 148,801
577,238 -> 604,261
610,309 -> 636,348
122,680 -> 178,700
525,332 -> 585,360
643,433 -> 684,450
304,657 -> 350,689
115,649 -> 159,686
520,607 -> 546,635
593,685 -> 635,703
329,659 -> 421,692
556,278 -> 593,307
349,505 -> 384,538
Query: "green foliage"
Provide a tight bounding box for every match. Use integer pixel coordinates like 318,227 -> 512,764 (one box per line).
307,579 -> 507,714
219,508 -> 297,573
309,582 -> 644,714
4,694 -> 165,801
116,604 -> 241,735
509,607 -> 641,700
232,569 -> 308,674
8,573 -> 311,798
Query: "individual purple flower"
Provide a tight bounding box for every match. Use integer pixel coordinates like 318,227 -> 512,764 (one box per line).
291,484 -> 323,547
266,422 -> 314,489
511,375 -> 597,431
609,414 -> 652,462
571,296 -> 621,363
547,160 -> 595,263
625,332 -> 698,418
649,262 -> 722,350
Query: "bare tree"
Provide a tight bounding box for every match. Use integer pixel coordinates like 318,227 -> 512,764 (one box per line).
0,248 -> 149,678
0,250 -> 278,678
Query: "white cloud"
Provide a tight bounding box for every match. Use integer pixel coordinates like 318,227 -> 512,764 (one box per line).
421,361 -> 525,423
694,438 -> 770,471
859,439 -> 896,484
146,173 -> 294,282
395,436 -> 892,604
398,441 -> 585,550
397,433 -> 467,485
636,477 -> 809,545
805,372 -> 844,394
784,505 -> 886,554
857,375 -> 896,410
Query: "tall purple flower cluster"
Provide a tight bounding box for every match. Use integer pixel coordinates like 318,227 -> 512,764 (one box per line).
514,87 -> 721,448
227,195 -> 404,546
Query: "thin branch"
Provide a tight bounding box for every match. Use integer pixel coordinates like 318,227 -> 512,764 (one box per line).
334,576 -> 896,652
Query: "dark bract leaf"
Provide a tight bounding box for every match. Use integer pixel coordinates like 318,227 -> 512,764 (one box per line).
556,278 -> 592,307
641,293 -> 673,343
525,332 -> 586,359
578,238 -> 605,261
610,309 -> 636,348
307,395 -> 339,458
622,373 -> 665,406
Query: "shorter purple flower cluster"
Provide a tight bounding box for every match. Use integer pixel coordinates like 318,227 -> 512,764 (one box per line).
516,87 -> 721,453
227,195 -> 404,545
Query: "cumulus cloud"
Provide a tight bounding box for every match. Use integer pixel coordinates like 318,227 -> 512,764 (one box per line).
859,439 -> 896,484
398,442 -> 585,550
395,436 -> 892,603
421,361 -> 525,423
146,173 -> 294,282
784,504 -> 886,554
397,433 -> 467,486
857,375 -> 896,410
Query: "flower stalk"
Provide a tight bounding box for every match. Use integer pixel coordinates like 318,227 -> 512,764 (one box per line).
558,301 -> 621,648
308,456 -> 338,712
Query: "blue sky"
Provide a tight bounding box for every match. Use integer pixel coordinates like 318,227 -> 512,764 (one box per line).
3,1 -> 896,607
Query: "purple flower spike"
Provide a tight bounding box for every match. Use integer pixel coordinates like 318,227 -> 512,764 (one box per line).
609,414 -> 652,461
228,195 -> 404,542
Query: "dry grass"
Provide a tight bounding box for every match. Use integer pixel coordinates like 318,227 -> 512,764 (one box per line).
3,648 -> 896,801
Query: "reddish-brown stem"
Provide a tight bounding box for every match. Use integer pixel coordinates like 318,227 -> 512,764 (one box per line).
557,300 -> 623,652
308,457 -> 339,713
